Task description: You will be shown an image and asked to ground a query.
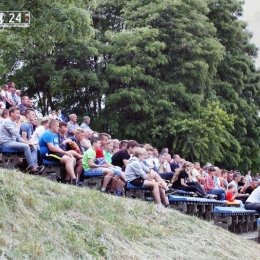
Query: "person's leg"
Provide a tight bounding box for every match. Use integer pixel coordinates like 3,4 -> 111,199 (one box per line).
4,141 -> 35,168
75,159 -> 83,179
236,196 -> 248,204
245,202 -> 260,210
159,172 -> 174,182
148,171 -> 168,191
101,168 -> 114,190
60,155 -> 76,180
207,189 -> 226,200
30,147 -> 38,166
143,180 -> 161,204
159,187 -> 169,205
188,182 -> 207,197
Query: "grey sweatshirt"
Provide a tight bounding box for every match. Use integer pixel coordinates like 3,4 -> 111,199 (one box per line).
0,118 -> 24,144
125,156 -> 148,182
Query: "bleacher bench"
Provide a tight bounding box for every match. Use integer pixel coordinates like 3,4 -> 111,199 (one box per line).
169,195 -> 227,220
0,146 -> 23,169
41,159 -> 63,181
82,170 -> 103,189
214,206 -> 260,234
125,182 -> 153,201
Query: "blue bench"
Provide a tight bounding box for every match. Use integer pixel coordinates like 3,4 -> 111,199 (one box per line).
0,146 -> 23,169
82,170 -> 103,189
41,159 -> 63,181
214,206 -> 260,233
169,195 -> 227,220
125,182 -> 153,201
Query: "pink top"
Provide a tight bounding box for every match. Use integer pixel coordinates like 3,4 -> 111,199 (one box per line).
203,175 -> 215,192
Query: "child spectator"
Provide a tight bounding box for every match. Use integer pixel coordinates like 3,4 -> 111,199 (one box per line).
226,184 -> 243,206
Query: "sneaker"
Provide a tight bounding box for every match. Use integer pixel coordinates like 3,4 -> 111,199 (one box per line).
99,188 -> 107,193
30,165 -> 45,175
165,188 -> 178,196
71,179 -> 83,187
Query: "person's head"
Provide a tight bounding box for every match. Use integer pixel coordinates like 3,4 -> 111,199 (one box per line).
84,129 -> 92,139
10,87 -> 16,94
165,154 -> 172,164
41,116 -> 50,129
49,119 -> 59,133
252,178 -> 259,188
7,82 -> 15,88
233,172 -> 241,183
105,140 -> 114,152
162,148 -> 169,154
57,109 -> 61,114
9,107 -> 20,121
21,96 -> 29,106
173,154 -> 181,163
2,109 -> 9,119
3,84 -> 8,91
90,137 -> 101,148
75,128 -> 85,141
127,140 -> 139,154
173,162 -> 193,182
99,133 -> 109,147
69,113 -> 77,123
228,184 -> 236,193
134,147 -> 147,160
113,139 -> 120,148
214,167 -> 221,177
227,172 -> 233,182
59,121 -> 68,135
51,110 -> 56,116
143,144 -> 154,159
221,170 -> 228,179
24,108 -> 36,121
208,167 -> 217,176
153,147 -> 159,157
83,116 -> 90,125
255,173 -> 260,177
16,90 -> 21,96
119,140 -> 128,149
30,117 -> 38,126
194,162 -> 201,170
27,99 -> 33,108
158,153 -> 166,163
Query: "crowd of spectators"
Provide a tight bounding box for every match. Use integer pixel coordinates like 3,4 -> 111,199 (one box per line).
1,82 -> 260,212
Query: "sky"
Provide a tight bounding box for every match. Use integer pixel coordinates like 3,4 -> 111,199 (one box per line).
242,0 -> 260,68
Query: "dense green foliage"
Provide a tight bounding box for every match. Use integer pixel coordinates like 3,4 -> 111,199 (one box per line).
0,0 -> 259,171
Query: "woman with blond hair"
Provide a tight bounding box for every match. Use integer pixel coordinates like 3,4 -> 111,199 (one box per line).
125,147 -> 176,212
172,162 -> 213,198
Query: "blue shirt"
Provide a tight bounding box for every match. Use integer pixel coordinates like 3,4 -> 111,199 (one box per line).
20,122 -> 33,140
80,122 -> 92,130
39,130 -> 55,155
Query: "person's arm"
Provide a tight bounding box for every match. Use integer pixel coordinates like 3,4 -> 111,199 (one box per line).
46,142 -> 72,156
4,120 -> 24,143
80,138 -> 91,149
180,178 -> 188,186
131,161 -> 147,179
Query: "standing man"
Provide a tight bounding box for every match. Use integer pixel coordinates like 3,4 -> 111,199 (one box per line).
0,107 -> 44,174
80,116 -> 92,130
67,114 -> 79,137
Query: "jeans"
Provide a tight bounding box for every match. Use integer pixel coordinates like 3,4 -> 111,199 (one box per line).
245,202 -> 260,211
3,141 -> 37,167
207,188 -> 226,200
159,172 -> 174,181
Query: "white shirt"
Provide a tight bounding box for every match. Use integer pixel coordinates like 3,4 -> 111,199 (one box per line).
246,186 -> 260,203
31,125 -> 46,146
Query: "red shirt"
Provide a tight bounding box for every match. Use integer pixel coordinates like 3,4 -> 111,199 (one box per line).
226,190 -> 234,202
203,175 -> 215,192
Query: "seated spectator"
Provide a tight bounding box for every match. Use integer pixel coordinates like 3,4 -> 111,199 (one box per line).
220,170 -> 228,190
244,170 -> 252,185
99,133 -> 109,149
204,167 -> 226,200
49,110 -> 58,120
162,147 -> 169,154
245,178 -> 259,195
57,109 -> 66,122
157,153 -> 174,181
10,86 -> 18,106
39,119 -> 82,186
170,154 -> 181,172
143,144 -> 158,171
112,140 -> 139,171
80,116 -> 92,130
172,162 -> 211,198
152,147 -> 159,159
255,172 -> 260,180
27,99 -> 34,109
191,162 -> 204,184
214,167 -> 226,190
226,184 -> 243,206
31,116 -> 50,147
0,107 -> 44,174
15,89 -> 21,105
245,186 -> 260,210
165,154 -> 173,164
227,171 -> 233,183
20,109 -> 36,142
83,137 -> 116,192
125,147 -> 176,212
228,172 -> 249,204
0,109 -> 9,125
95,147 -> 126,195
67,114 -> 79,137
18,96 -> 29,114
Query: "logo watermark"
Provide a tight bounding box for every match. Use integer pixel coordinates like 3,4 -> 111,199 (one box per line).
0,11 -> 30,28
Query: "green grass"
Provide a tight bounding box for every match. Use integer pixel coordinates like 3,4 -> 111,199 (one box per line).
0,169 -> 260,259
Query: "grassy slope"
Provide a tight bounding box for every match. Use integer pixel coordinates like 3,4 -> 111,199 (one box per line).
0,169 -> 260,260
